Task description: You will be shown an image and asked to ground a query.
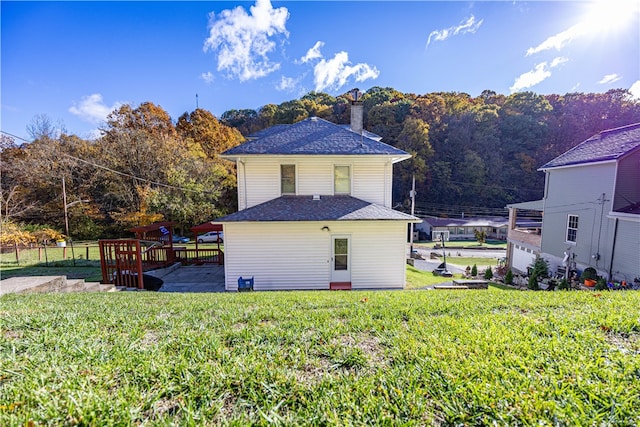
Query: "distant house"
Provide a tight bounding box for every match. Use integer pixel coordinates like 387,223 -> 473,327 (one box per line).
417,216 -> 510,241
215,101 -> 420,291
506,123 -> 640,282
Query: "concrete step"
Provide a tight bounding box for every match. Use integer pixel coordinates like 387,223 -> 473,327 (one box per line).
83,282 -> 117,292
0,276 -> 67,295
61,279 -> 89,292
0,276 -> 118,295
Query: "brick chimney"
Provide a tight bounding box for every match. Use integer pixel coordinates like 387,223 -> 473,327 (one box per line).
350,89 -> 363,135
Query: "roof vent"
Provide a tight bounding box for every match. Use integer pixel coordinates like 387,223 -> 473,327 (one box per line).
310,116 -> 318,121
313,194 -> 320,200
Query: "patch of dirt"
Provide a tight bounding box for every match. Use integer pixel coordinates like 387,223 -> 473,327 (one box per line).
333,333 -> 388,366
604,331 -> 640,355
2,329 -> 22,340
144,397 -> 183,420
140,330 -> 160,347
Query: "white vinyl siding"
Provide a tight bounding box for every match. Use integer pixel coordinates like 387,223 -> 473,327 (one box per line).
241,160 -> 281,209
354,162 -> 388,206
238,156 -> 392,208
223,221 -> 407,291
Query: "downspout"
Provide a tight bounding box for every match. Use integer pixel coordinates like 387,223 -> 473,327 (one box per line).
540,170 -> 549,254
386,160 -> 392,207
238,159 -> 247,210
607,217 -> 619,281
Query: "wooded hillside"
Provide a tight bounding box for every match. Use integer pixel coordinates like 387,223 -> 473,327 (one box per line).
2,88 -> 639,238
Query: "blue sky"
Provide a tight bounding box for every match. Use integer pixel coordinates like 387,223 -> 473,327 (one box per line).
2,0 -> 639,141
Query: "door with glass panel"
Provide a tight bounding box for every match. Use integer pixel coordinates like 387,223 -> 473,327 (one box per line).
331,235 -> 351,283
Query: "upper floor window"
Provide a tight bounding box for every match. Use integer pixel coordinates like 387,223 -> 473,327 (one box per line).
334,165 -> 351,194
566,214 -> 579,243
281,164 -> 296,194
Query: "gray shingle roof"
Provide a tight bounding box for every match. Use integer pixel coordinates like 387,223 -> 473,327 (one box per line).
421,216 -> 509,228
223,117 -> 409,157
216,195 -> 420,222
540,123 -> 640,169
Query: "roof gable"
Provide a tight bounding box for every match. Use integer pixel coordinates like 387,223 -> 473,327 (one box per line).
540,122 -> 640,169
222,117 -> 409,157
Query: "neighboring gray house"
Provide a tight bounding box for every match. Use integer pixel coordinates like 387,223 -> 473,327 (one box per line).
507,123 -> 640,282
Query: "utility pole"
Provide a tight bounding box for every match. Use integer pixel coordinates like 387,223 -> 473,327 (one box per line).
62,177 -> 88,266
409,174 -> 416,256
62,176 -> 69,238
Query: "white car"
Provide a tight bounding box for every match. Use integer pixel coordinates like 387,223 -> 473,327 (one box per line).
197,231 -> 224,243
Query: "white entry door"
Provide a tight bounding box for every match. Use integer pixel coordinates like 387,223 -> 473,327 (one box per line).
331,235 -> 351,283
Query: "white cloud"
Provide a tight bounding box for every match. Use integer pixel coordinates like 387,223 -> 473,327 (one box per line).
312,51 -> 379,92
300,41 -> 324,63
550,56 -> 569,68
426,15 -> 483,47
277,76 -> 299,91
598,73 -> 622,84
203,0 -> 289,81
525,1 -> 640,57
526,22 -> 586,56
630,80 -> 640,99
200,71 -> 214,84
69,94 -> 122,124
510,57 -> 567,93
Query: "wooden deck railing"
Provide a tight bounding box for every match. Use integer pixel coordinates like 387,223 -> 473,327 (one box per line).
173,248 -> 224,265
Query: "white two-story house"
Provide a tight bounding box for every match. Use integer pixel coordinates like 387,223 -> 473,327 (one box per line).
216,102 -> 419,291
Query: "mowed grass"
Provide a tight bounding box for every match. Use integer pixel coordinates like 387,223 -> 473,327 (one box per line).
1,291 -> 639,425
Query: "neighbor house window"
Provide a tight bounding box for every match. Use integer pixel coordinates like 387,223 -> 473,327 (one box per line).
281,164 -> 296,194
566,215 -> 579,243
334,165 -> 351,194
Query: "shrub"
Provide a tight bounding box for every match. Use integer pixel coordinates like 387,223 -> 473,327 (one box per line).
595,277 -> 608,291
471,264 -> 478,276
484,267 -> 493,280
505,269 -> 514,285
527,256 -> 549,291
528,274 -> 540,290
558,278 -> 569,290
530,256 -> 549,279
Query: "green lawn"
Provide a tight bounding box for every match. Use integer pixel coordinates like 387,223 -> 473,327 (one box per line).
405,265 -> 463,289
1,290 -> 639,425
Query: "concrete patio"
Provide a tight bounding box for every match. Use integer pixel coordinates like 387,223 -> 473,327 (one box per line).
146,264 -> 226,292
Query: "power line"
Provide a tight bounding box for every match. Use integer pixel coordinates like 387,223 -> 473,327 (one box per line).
1,130 -> 218,195
60,152 -> 219,195
0,130 -> 31,143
